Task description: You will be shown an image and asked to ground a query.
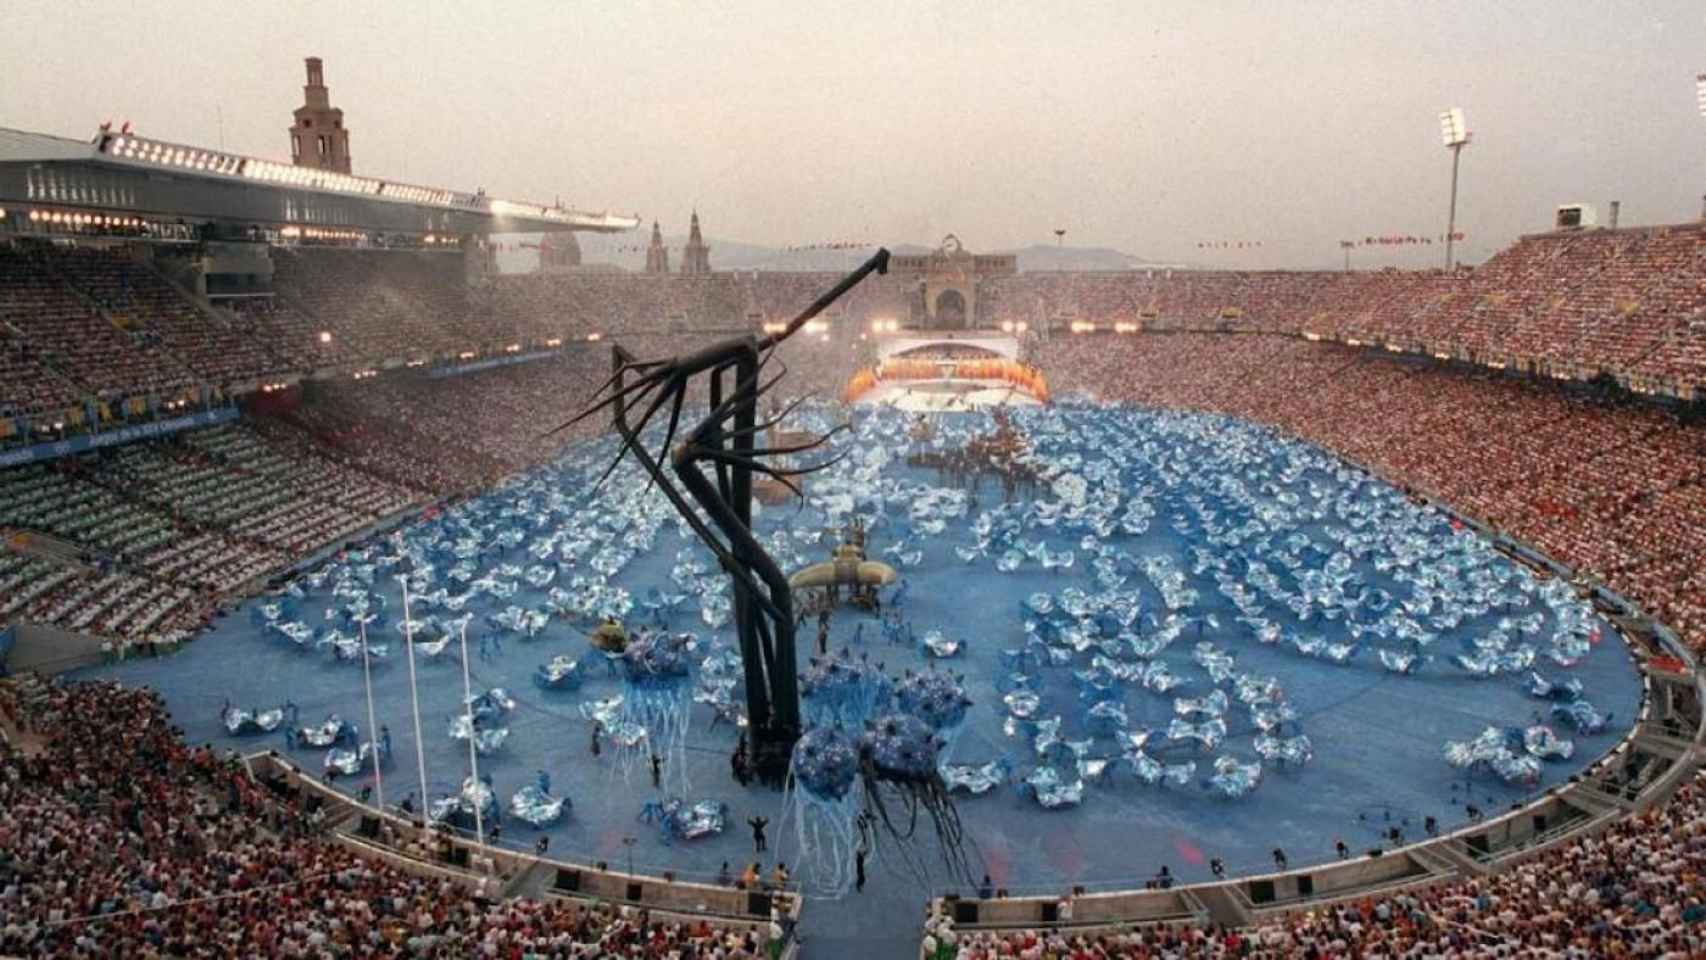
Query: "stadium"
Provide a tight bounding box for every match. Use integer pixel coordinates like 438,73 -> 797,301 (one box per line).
3,11 -> 1706,960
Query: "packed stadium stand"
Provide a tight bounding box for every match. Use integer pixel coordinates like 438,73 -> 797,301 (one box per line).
4,214 -> 1706,958
0,678 -> 794,958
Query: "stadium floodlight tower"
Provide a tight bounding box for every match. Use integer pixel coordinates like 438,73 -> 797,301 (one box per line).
1439,108 -> 1471,270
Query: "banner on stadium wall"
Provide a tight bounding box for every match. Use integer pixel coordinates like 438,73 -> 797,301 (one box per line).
0,407 -> 238,469
0,624 -> 14,676
427,350 -> 558,379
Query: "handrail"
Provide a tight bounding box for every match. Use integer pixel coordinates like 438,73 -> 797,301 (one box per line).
251,752 -> 802,927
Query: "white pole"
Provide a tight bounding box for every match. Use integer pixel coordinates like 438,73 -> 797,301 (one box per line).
402,580 -> 430,819
457,621 -> 485,846
358,618 -> 384,812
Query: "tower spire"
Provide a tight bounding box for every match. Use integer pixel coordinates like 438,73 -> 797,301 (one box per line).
645,220 -> 671,274
289,56 -> 351,173
681,210 -> 712,275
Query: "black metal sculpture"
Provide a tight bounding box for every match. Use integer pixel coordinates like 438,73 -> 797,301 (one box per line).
551,249 -> 891,785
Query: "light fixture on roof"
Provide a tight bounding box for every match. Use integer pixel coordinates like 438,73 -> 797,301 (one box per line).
1438,108 -> 1469,147
318,331 -> 332,344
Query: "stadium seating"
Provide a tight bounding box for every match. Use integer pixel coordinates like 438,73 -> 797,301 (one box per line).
6,230 -> 1706,957
0,679 -> 789,958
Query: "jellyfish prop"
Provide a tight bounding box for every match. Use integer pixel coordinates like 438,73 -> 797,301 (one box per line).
693,677 -> 747,729
1192,642 -> 1237,684
1203,756 -> 1263,799
1521,725 -> 1575,761
1031,715 -> 1066,761
466,688 -> 516,723
275,621 -> 314,648
535,654 -> 586,691
941,756 -> 1014,796
221,705 -> 284,736
328,634 -> 388,663
298,715 -> 358,748
1548,634 -> 1592,667
1253,734 -> 1314,767
1141,661 -> 1183,693
1126,749 -> 1164,784
1551,700 -> 1612,735
578,694 -> 624,727
1451,650 -> 1504,677
429,777 -> 499,831
1234,673 -> 1283,706
617,632 -> 694,790
510,785 -> 569,827
1085,699 -> 1128,737
1167,717 -> 1227,751
1129,750 -> 1197,788
416,635 -> 455,661
857,713 -> 977,884
325,740 -> 390,777
1251,703 -> 1298,734
640,797 -> 729,844
1443,727 -> 1542,785
780,727 -> 863,894
917,630 -> 963,659
1524,671 -> 1583,702
1173,689 -> 1229,719
800,650 -> 894,728
1378,649 -> 1423,674
1003,688 -> 1042,722
448,715 -> 511,755
894,668 -> 973,761
1019,766 -> 1084,809
1321,641 -> 1360,664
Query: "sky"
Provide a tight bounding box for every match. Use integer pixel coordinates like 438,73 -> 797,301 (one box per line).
3,0 -> 1704,269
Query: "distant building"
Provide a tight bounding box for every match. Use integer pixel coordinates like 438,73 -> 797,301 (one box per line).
644,221 -> 671,274
290,57 -> 351,173
537,232 -> 582,272
680,210 -> 712,275
888,235 -> 1016,329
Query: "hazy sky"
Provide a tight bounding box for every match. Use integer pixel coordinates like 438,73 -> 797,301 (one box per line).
4,0 -> 1704,268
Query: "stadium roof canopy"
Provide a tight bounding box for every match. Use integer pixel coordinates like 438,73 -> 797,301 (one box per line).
0,126 -> 639,238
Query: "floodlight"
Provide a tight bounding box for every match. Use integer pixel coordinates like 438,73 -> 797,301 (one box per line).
1698,73 -> 1706,117
1439,108 -> 1468,147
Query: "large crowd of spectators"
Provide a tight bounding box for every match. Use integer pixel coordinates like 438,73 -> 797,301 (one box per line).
0,678 -> 783,958
984,222 -> 1706,392
8,223 -> 1705,439
6,226 -> 1706,956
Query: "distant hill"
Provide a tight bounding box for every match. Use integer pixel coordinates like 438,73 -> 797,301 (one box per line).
501,233 -> 1178,274
1003,244 -> 1176,272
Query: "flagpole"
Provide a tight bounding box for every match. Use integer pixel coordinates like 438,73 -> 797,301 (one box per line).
402,579 -> 430,820
358,618 -> 384,812
457,621 -> 485,846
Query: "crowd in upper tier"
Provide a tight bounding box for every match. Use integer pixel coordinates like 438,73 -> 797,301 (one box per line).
6,221 -> 1696,432
0,677 -> 784,959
